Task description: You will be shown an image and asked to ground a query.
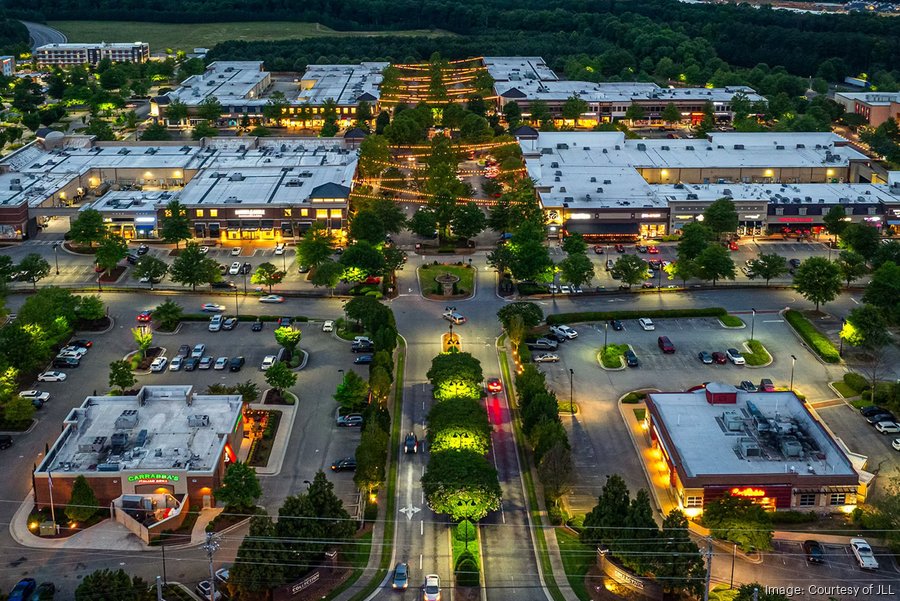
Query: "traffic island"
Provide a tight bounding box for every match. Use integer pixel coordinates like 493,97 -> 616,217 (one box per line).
451,520 -> 482,601
442,332 -> 461,353
741,339 -> 772,367
418,263 -> 475,299
597,344 -> 629,370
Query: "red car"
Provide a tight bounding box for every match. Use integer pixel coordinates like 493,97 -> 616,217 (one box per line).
648,246 -> 660,254
728,241 -> 739,251
615,244 -> 625,253
486,378 -> 503,394
137,311 -> 152,323
711,351 -> 727,364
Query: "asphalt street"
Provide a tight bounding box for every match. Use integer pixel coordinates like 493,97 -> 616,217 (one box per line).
19,21 -> 66,50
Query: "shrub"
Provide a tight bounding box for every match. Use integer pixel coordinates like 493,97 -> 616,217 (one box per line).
720,314 -> 744,327
769,510 -> 817,524
364,500 -> 378,522
784,310 -> 840,363
546,307 -> 727,325
600,344 -> 628,369
517,283 -> 549,295
455,556 -> 480,587
843,373 -> 871,393
621,392 -> 646,404
547,503 -> 568,526
455,519 -> 477,543
743,340 -> 771,366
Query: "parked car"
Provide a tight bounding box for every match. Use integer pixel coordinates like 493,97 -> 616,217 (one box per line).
527,338 -> 558,351
251,320 -> 263,332
354,354 -> 373,364
214,357 -> 229,370
229,357 -> 245,372
8,579 -> 36,601
274,242 -> 286,255
336,414 -> 363,427
231,247 -> 242,256
860,406 -> 888,417
592,245 -> 604,254
259,295 -> 284,303
150,357 -> 168,372
199,246 -> 209,255
19,390 -> 50,404
657,336 -> 675,353
726,348 -> 745,365
209,315 -> 223,332
759,378 -> 776,392
850,538 -> 879,570
534,353 -> 559,363
352,341 -> 375,353
136,244 -> 149,255
195,580 -> 222,601
183,357 -> 200,371
392,562 -> 409,590
404,432 -> 418,453
37,371 -> 67,382
802,540 -> 825,564
546,331 -> 568,343
125,253 -> 138,265
609,319 -> 624,331
486,378 -> 503,393
423,574 -> 441,601
0,434 -> 12,450
223,317 -> 237,330
323,320 -> 335,332
261,356 -> 277,370
331,457 -> 357,472
169,356 -> 183,371
698,351 -> 713,364
625,349 -> 640,367
866,411 -> 896,425
648,246 -> 659,254
560,284 -> 572,294
875,421 -> 900,434
177,345 -> 191,358
191,344 -> 206,358
214,568 -> 230,588
70,339 -> 93,349
712,351 -> 727,365
228,261 -> 241,275
298,264 -> 310,273
550,325 -> 578,339
56,350 -> 85,360
739,380 -> 758,392
615,244 -> 625,253
137,310 -> 152,323
442,311 -> 467,324
892,439 -> 900,451
638,317 -> 655,331
789,258 -> 802,268
240,262 -> 252,275
52,357 -> 79,369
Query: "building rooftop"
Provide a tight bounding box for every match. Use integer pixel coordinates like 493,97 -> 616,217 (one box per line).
657,181 -> 900,206
167,61 -> 269,108
297,62 -> 389,106
835,91 -> 900,106
482,57 -> 559,84
37,386 -> 243,475
648,387 -> 857,480
37,42 -> 147,51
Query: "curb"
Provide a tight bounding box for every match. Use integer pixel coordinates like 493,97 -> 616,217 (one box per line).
79,315 -> 116,336
253,402 -> 296,477
294,349 -> 309,370
0,418 -> 37,435
779,308 -> 842,368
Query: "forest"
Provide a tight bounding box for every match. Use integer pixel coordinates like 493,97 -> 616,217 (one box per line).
0,14 -> 28,56
2,0 -> 898,82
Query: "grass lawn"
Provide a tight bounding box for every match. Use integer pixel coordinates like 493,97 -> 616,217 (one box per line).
720,314 -> 744,327
784,310 -> 840,363
831,381 -> 858,398
599,343 -> 628,368
419,263 -> 476,297
555,529 -> 592,601
621,391 -> 646,404
49,21 -> 451,51
743,339 -> 771,366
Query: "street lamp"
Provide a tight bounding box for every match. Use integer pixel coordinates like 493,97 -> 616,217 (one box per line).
242,270 -> 248,294
568,368 -> 574,415
52,243 -> 60,275
603,321 -> 609,349
750,308 -> 756,342
790,354 -> 797,392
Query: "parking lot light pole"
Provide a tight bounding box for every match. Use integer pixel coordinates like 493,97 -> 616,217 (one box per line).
53,243 -> 60,275
790,355 -> 797,392
839,319 -> 845,357
604,321 -> 609,349
569,368 -> 574,415
750,308 -> 756,342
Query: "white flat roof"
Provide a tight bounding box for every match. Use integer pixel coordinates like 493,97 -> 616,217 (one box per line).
297,62 -> 388,106
835,91 -> 900,106
168,61 -> 268,107
39,386 -> 242,474
650,388 -> 857,479
657,181 -> 900,206
482,56 -> 559,83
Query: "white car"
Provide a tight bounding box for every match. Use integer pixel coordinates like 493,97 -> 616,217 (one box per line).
322,320 -> 335,332
875,421 -> 900,435
726,348 -> 746,365
259,295 -> 285,303
850,538 -> 879,570
199,246 -> 210,254
231,247 -> 242,256
423,574 -> 441,601
59,346 -> 88,357
209,315 -> 223,332
559,284 -> 572,294
550,325 -> 578,339
56,350 -> 84,360
892,438 -> 900,451
261,355 -> 277,370
150,357 -> 168,372
214,357 -> 228,370
638,318 -> 655,331
19,390 -> 50,403
191,344 -> 206,358
37,371 -> 67,382
228,261 -> 241,275
169,356 -> 183,371
533,353 -> 560,363
274,243 -> 286,255
202,303 -> 226,312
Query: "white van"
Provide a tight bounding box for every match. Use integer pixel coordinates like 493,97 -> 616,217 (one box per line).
274,243 -> 286,255
442,311 -> 467,324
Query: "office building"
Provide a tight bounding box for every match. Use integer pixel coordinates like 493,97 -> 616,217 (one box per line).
35,42 -> 150,66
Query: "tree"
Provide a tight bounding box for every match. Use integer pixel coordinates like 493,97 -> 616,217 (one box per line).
508,221 -> 552,282
581,474 -> 631,547
165,99 -> 189,124
334,370 -> 369,410
538,441 -> 573,507
3,395 -> 35,424
702,493 -> 773,552
251,262 -> 284,292
273,325 -> 302,353
191,120 -> 218,140
265,360 -> 297,394
297,224 -> 334,268
557,252 -> 594,288
132,256 -> 168,289
86,119 -> 115,141
748,253 -> 787,286
529,99 -> 551,125
561,233 -> 587,255
840,223 -> 881,260
140,121 -> 171,141
262,90 -> 288,124
823,205 -> 849,236
69,208 -> 107,247
363,197 -> 407,234
426,398 -> 492,455
621,489 -> 659,574
656,510 -> 705,595
349,210 -> 386,245
561,96 -> 588,122
624,103 -> 646,123
75,568 -> 152,601
427,352 -> 484,400
794,256 -> 841,311
503,101 -> 522,129
872,240 -> 900,269
409,208 -> 438,239
702,198 -> 739,239
497,302 -> 544,331
17,253 -> 50,289
677,222 -> 713,261
459,113 -> 493,143
451,202 -> 487,242
169,242 -> 219,291
354,423 -> 388,494
234,380 -> 261,407
369,365 -> 392,404
611,254 -> 649,288
422,450 -> 501,522
197,96 -> 224,121
835,250 -> 868,288
230,516 -> 286,598
310,259 -> 343,292
95,233 -> 127,275
862,261 -> 900,322
694,245 -> 736,285
340,241 -> 385,280
215,461 -> 262,512
108,360 -> 136,393
152,299 -> 182,331
842,304 -> 890,364
66,475 -> 99,522
131,326 -> 153,359
159,200 -> 192,249
661,102 -> 682,124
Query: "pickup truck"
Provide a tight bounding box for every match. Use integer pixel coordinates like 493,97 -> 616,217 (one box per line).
850,538 -> 879,570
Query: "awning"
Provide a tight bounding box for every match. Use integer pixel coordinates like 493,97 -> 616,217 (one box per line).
793,486 -> 858,494
565,221 -> 640,235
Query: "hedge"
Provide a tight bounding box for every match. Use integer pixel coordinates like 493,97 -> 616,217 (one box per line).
783,310 -> 840,363
546,307 -> 727,325
743,340 -> 771,366
600,344 -> 629,369
843,373 -> 870,393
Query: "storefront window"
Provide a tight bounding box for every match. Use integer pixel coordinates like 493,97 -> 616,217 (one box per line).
194,223 -> 206,238
208,223 -> 220,238
209,209 -> 218,217
829,493 -> 846,506
798,494 -> 816,507
685,496 -> 702,508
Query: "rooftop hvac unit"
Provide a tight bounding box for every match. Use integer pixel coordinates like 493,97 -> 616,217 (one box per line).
604,179 -> 612,185
776,145 -> 785,150
796,143 -> 805,149
559,187 -> 566,193
660,145 -> 670,151
733,144 -> 744,150
110,432 -> 128,453
115,410 -> 139,430
781,437 -> 803,458
722,410 -> 743,432
79,436 -> 107,453
134,429 -> 148,449
590,177 -> 597,183
597,187 -> 604,193
550,162 -> 559,168
686,193 -> 698,200
739,438 -> 760,457
685,145 -> 694,150
228,173 -> 244,181
188,414 -> 210,428
636,143 -> 646,151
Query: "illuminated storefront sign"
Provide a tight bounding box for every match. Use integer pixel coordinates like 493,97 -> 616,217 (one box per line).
640,213 -> 663,219
128,473 -> 180,485
777,217 -> 814,223
234,209 -> 265,217
567,213 -> 592,220
731,487 -> 766,497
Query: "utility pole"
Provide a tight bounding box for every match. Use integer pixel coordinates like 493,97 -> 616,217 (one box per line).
202,532 -> 220,601
703,537 -> 713,601
750,308 -> 756,342
568,368 -> 574,415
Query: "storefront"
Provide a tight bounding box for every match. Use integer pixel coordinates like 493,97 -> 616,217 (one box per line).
560,209 -> 669,241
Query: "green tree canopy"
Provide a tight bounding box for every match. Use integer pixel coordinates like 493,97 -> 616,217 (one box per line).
748,252 -> 788,286
108,360 -> 136,393
310,259 -> 343,290
451,202 -> 487,241
349,209 -> 387,245
75,568 -> 152,601
559,252 -> 595,288
159,199 -> 192,248
426,397 -> 492,455
840,223 -> 881,260
251,262 -> 284,292
65,474 -> 100,522
835,250 -> 868,288
611,254 -> 650,288
794,256 -> 841,311
702,198 -> 739,239
702,493 -> 773,552
354,422 -> 389,494
561,95 -> 588,121
152,299 -> 182,331
661,102 -> 682,124
95,233 -> 127,274
169,242 -> 220,290
69,208 -> 107,247
265,360 -> 297,393
334,370 -> 369,410
422,449 -> 501,522
340,240 -> 386,279
842,304 -> 890,353
273,326 -> 303,353
582,474 -> 631,547
862,261 -> 900,322
497,302 -> 544,330
694,244 -> 736,285
677,221 -> 713,261
215,461 -> 262,512
823,205 -> 848,236
17,253 -> 51,289
132,255 -> 168,289
427,352 -> 484,400
297,224 -> 334,268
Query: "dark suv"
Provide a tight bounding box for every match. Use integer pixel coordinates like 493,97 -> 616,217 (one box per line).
52,356 -> 80,368
229,356 -> 245,372
657,336 -> 675,354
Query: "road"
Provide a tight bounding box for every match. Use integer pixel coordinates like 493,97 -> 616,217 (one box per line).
19,21 -> 66,50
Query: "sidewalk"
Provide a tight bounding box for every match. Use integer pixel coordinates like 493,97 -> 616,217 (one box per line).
330,488 -> 388,601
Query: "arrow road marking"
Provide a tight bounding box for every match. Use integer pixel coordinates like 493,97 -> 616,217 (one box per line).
400,505 -> 421,520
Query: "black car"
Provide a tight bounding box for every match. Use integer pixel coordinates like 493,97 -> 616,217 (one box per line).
860,406 -> 888,417
177,344 -> 191,358
251,320 -> 263,332
52,357 -> 79,368
545,332 -> 567,343
404,432 -> 418,454
240,262 -> 252,275
229,356 -> 245,372
789,258 -> 802,268
125,253 -> 139,265
609,320 -> 624,331
276,317 -> 292,327
331,457 -> 357,472
352,342 -> 374,353
70,338 -> 93,349
624,349 -> 639,367
136,244 -> 150,255
183,357 -> 200,371
211,281 -> 237,290
0,435 -> 12,450
802,540 -> 825,564
354,354 -> 373,364
866,411 -> 896,425
298,264 -> 310,273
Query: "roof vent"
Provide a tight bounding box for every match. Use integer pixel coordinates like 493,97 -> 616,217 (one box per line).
636,143 -> 647,151
590,177 -> 597,183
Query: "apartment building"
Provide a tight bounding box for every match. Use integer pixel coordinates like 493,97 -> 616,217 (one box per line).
35,42 -> 150,67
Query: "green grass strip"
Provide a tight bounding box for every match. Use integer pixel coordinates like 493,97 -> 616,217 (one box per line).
599,344 -> 629,369
784,310 -> 840,363
743,339 -> 771,366
554,529 -> 592,601
719,314 -> 744,327
497,346 -> 567,601
546,307 -> 726,325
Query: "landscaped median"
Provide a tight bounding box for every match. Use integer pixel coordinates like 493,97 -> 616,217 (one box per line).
546,307 -> 728,325
742,339 -> 772,366
598,344 -> 629,369
783,310 -> 840,363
